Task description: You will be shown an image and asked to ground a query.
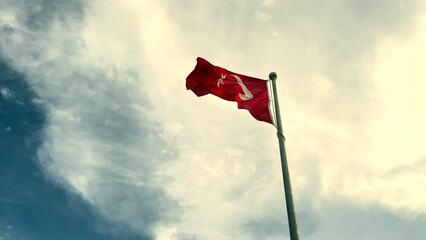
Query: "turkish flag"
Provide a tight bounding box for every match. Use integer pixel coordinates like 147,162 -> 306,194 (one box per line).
186,57 -> 274,124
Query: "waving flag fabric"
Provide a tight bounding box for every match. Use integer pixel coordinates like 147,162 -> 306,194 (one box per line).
186,57 -> 274,124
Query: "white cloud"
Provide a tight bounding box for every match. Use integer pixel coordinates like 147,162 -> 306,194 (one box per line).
261,0 -> 275,8
0,87 -> 13,99
343,11 -> 426,214
256,11 -> 271,22
282,2 -> 426,218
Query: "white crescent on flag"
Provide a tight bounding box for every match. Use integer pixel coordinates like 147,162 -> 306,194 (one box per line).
231,74 -> 253,101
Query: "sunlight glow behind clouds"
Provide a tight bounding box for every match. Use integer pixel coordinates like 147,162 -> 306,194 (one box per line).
359,11 -> 426,213
261,0 -> 275,8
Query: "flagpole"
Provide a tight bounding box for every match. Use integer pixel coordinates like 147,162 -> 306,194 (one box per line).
269,72 -> 300,240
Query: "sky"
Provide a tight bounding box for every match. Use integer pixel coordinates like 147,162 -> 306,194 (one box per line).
1,0 -> 426,239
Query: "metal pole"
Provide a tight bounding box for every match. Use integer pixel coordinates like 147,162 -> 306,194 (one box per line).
269,72 -> 300,240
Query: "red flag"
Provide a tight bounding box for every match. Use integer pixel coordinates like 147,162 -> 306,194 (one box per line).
186,57 -> 274,124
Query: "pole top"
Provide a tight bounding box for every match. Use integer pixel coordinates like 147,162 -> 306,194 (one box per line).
269,72 -> 277,80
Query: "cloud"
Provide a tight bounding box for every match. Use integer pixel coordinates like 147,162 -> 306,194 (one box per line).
341,9 -> 426,214
1,0 -> 179,238
0,87 -> 13,99
261,0 -> 275,8
302,202 -> 426,240
1,0 -> 426,239
0,59 -> 147,240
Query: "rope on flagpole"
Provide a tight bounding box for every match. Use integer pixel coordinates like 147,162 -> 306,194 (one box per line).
269,72 -> 300,240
